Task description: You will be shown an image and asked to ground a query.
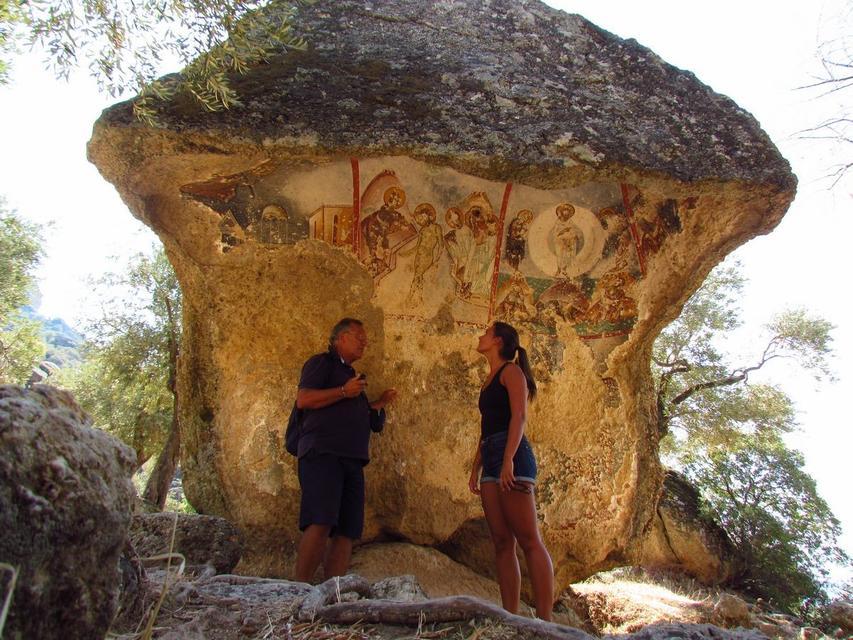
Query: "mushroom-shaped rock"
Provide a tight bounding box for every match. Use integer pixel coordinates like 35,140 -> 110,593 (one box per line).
87,0 -> 795,588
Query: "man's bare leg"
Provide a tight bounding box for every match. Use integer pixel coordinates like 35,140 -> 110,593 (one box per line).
294,524 -> 331,583
323,535 -> 354,579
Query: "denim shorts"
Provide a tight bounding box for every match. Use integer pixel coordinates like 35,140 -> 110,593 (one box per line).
480,431 -> 537,484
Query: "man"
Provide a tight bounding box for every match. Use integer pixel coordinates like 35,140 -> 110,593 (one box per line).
293,318 -> 397,582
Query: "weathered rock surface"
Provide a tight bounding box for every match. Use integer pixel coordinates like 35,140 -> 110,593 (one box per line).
604,623 -> 767,640
351,542 -> 502,603
635,471 -> 736,584
712,594 -> 752,629
824,599 -> 853,634
368,574 -> 429,602
87,0 -> 796,587
130,512 -> 243,573
0,385 -> 136,640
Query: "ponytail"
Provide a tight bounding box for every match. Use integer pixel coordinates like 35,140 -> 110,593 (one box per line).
515,346 -> 537,401
492,321 -> 537,401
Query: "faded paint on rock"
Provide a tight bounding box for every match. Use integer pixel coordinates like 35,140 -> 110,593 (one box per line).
180,156 -> 688,382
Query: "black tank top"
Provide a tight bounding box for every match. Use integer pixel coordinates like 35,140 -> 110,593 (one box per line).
478,362 -> 512,438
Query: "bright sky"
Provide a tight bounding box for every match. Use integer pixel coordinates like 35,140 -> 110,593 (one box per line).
1,0 -> 850,582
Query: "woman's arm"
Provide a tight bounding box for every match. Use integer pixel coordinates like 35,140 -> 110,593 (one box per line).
468,437 -> 483,495
500,363 -> 528,492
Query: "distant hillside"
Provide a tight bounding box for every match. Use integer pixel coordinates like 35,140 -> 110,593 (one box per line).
21,306 -> 84,368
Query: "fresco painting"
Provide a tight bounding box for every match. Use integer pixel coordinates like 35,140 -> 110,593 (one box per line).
357,171 -> 419,280
309,205 -> 354,248
180,157 -> 686,374
180,161 -> 309,251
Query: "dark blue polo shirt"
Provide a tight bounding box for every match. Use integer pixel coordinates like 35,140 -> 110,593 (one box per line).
297,349 -> 383,461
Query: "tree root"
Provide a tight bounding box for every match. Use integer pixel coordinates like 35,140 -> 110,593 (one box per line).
203,574 -> 298,586
298,576 -> 592,640
298,575 -> 372,621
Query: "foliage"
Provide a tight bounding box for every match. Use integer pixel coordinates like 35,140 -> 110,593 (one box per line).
0,200 -> 42,321
0,201 -> 46,384
681,429 -> 847,612
0,0 -> 23,83
3,0 -> 308,122
0,311 -> 46,384
62,247 -> 180,465
654,263 -> 834,447
653,261 -> 846,611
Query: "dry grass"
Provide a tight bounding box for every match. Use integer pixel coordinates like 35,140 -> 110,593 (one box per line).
0,562 -> 18,637
571,568 -> 717,634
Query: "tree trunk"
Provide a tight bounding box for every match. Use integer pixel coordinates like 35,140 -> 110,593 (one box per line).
142,295 -> 181,511
142,294 -> 181,510
141,400 -> 180,509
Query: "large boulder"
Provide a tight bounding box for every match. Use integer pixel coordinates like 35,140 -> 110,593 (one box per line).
0,385 -> 136,640
634,470 -> 736,584
351,542 -> 502,604
130,512 -> 243,574
87,0 -> 795,588
824,600 -> 853,635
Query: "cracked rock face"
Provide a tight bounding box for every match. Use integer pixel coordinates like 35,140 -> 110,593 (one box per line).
87,0 -> 795,588
0,385 -> 137,640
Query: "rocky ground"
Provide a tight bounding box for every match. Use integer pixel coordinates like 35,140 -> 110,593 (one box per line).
108,552 -> 849,640
4,386 -> 849,640
560,572 -> 843,639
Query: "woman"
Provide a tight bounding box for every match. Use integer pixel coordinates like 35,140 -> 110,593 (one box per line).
469,321 -> 554,620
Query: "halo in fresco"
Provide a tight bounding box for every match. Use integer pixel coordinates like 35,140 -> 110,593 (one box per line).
527,204 -> 606,279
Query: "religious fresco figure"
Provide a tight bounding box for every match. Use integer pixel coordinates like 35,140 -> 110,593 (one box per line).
180,161 -> 281,240
504,209 -> 534,271
638,198 -> 682,256
251,204 -> 288,244
444,207 -> 473,297
536,278 -> 591,325
462,192 -> 498,300
219,213 -> 243,252
554,203 -> 583,278
494,271 -> 537,323
402,203 -> 444,306
581,263 -> 637,328
360,185 -> 417,278
251,204 -> 310,245
599,207 -> 633,260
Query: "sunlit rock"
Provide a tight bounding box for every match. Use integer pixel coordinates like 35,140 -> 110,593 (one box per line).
87,0 -> 795,588
634,471 -> 736,584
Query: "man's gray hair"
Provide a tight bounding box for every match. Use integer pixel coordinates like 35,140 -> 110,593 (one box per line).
328,318 -> 363,350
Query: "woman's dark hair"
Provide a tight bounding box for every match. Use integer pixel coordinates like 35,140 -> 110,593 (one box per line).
492,321 -> 537,400
329,317 -> 363,350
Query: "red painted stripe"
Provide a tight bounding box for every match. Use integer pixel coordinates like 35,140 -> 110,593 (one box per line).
488,182 -> 513,321
351,158 -> 360,253
621,183 -> 645,276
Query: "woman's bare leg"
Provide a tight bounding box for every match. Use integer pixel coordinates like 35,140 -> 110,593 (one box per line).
480,482 -> 521,613
500,485 -> 554,620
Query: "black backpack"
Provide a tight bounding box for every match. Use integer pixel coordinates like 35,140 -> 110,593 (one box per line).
285,352 -> 334,456
284,402 -> 302,456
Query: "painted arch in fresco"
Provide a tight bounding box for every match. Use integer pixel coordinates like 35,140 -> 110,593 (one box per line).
181,156 -> 689,385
